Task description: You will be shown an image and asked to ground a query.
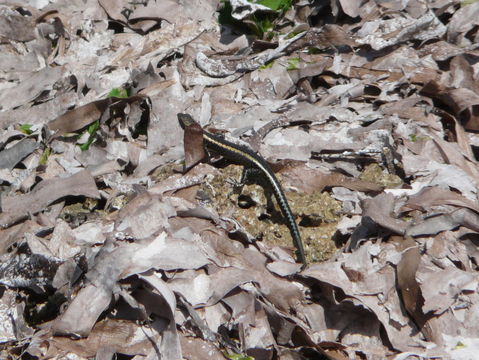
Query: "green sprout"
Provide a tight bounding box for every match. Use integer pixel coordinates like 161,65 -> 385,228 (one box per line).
78,120 -> 100,151
108,87 -> 129,98
259,60 -> 274,70
39,147 -> 51,165
255,0 -> 292,11
224,353 -> 255,360
19,124 -> 33,135
287,57 -> 300,70
461,0 -> 479,6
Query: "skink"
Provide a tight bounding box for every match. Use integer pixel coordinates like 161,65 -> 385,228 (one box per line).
178,113 -> 306,265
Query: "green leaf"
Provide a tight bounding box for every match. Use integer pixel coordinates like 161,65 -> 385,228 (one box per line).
287,57 -> 300,70
224,353 -> 255,360
259,60 -> 274,70
461,0 -> 479,6
409,134 -> 417,142
79,138 -> 94,151
19,124 -> 33,135
87,120 -> 100,134
246,14 -> 275,38
255,0 -> 292,11
78,120 -> 100,151
285,30 -> 303,39
39,147 -> 51,165
108,88 -> 129,98
257,16 -> 273,33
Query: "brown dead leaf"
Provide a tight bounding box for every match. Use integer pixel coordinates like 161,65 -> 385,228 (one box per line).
421,80 -> 479,132
379,97 -> 434,124
280,163 -> 383,194
0,138 -> 39,170
97,0 -> 127,23
447,2 -> 479,45
52,282 -> 113,337
243,303 -> 276,359
52,319 -> 159,358
138,273 -> 182,360
417,41 -> 466,61
129,0 -> 182,32
149,163 -> 215,195
0,8 -> 37,41
402,186 -> 479,214
168,267 -> 255,307
361,193 -> 408,235
0,67 -> 63,111
180,335 -> 225,360
302,247 -> 419,353
178,113 -> 206,171
114,192 -> 175,239
48,99 -> 111,137
0,220 -> 44,255
49,95 -> 145,137
419,266 -> 477,315
441,88 -> 479,132
395,237 -> 432,339
449,55 -> 479,94
53,232 -> 210,337
0,170 -> 100,229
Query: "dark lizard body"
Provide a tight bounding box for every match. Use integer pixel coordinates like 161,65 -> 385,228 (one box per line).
178,113 -> 306,265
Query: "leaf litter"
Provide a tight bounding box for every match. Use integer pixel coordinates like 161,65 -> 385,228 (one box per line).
0,0 -> 479,359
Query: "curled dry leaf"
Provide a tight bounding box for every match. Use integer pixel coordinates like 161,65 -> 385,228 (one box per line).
0,138 -> 39,170
0,170 -> 100,228
0,67 -> 64,111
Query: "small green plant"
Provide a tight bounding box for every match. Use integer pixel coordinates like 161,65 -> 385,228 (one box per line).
255,0 -> 292,11
108,87 -> 129,98
18,124 -> 33,135
409,133 -> 417,142
225,352 -> 255,360
307,46 -> 321,54
461,0 -> 479,6
39,147 -> 51,165
78,120 -> 100,151
285,29 -> 304,39
259,60 -> 274,70
287,57 -> 300,70
249,14 -> 274,38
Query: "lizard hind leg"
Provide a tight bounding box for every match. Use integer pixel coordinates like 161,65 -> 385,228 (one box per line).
240,167 -> 277,213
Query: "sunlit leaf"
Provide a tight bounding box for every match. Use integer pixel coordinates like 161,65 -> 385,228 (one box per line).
78,120 -> 100,151
39,147 -> 51,165
255,0 -> 292,11
108,88 -> 129,98
18,124 -> 33,135
287,57 -> 300,70
225,352 -> 255,360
